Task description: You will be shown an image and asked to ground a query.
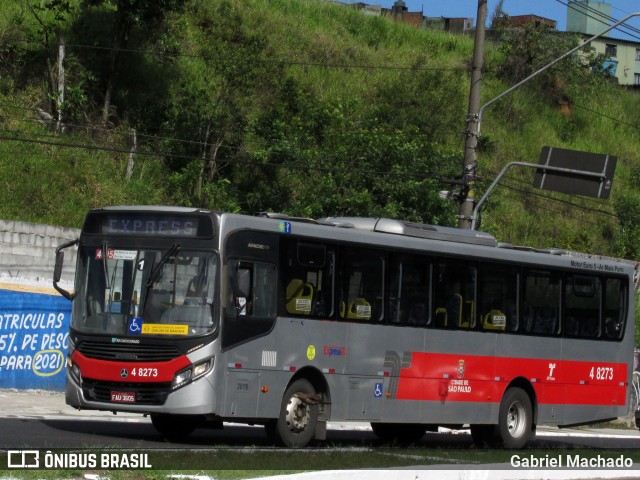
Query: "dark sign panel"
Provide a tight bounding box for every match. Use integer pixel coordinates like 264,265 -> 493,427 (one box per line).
102,216 -> 199,237
533,146 -> 616,199
82,211 -> 215,238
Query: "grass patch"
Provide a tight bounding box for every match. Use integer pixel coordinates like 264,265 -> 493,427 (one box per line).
2,446 -> 640,479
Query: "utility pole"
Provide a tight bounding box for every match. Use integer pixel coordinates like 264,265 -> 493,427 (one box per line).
459,9 -> 640,230
458,0 -> 487,229
56,32 -> 65,134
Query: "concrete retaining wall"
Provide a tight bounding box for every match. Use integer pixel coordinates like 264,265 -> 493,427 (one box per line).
0,219 -> 80,288
0,219 -> 79,390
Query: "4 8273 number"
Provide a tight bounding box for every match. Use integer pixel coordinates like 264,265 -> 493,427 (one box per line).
130,367 -> 158,378
589,366 -> 614,381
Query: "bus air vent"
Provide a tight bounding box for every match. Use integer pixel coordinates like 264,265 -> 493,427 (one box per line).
77,341 -> 182,362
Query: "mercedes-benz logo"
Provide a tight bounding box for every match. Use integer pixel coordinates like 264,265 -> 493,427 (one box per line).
120,368 -> 128,379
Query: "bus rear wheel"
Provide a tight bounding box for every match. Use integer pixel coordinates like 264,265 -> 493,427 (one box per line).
151,414 -> 197,440
496,387 -> 534,449
272,378 -> 318,448
370,423 -> 426,445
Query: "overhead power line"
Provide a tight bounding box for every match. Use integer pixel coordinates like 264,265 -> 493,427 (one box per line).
9,38 -> 467,73
477,169 -> 619,220
0,132 -> 452,182
482,185 -> 614,229
556,0 -> 640,41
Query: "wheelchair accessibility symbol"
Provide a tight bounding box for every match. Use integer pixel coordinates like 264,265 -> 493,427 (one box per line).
128,318 -> 143,335
374,382 -> 383,398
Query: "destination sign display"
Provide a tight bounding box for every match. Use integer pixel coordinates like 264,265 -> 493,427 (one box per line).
82,211 -> 214,238
103,216 -> 199,237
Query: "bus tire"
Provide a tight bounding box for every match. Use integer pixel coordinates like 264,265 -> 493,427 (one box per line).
370,423 -> 426,445
151,414 -> 197,440
496,387 -> 533,449
273,378 -> 318,448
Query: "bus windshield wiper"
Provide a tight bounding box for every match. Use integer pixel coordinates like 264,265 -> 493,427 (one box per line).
140,243 -> 180,318
146,243 -> 180,288
102,242 -> 110,290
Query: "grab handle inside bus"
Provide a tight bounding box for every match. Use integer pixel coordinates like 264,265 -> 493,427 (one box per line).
53,238 -> 79,301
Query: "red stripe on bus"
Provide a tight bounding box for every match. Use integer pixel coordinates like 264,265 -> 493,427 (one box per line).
396,352 -> 628,406
72,351 -> 191,383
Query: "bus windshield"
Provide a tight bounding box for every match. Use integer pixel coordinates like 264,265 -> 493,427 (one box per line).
72,246 -> 218,337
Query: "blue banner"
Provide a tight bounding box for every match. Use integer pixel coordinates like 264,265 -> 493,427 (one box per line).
0,289 -> 71,391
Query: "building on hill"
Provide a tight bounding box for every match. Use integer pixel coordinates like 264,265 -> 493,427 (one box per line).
424,17 -> 474,34
566,0 -> 640,86
566,0 -> 612,35
492,14 -> 558,30
381,0 -> 424,28
336,1 -> 474,33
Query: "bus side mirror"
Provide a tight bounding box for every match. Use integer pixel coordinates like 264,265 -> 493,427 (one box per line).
54,251 -> 64,283
53,238 -> 78,301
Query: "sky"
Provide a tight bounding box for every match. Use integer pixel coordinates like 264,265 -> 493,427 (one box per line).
346,1 -> 640,40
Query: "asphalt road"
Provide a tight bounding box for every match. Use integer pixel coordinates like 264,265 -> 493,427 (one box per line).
3,388 -> 640,480
1,416 -> 640,450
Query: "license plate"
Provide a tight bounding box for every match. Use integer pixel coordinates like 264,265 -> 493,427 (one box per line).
110,391 -> 136,403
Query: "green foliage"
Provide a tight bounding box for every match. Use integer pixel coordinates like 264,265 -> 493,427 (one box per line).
495,23 -> 608,104
249,76 -> 459,223
613,170 -> 640,259
0,0 -> 638,269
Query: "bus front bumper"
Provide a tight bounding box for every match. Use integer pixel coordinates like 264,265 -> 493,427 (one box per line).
65,371 -> 218,416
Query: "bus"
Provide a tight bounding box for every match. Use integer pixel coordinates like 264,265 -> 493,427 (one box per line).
54,206 -> 636,448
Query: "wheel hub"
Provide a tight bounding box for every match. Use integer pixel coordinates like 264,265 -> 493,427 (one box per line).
507,401 -> 526,438
285,395 -> 310,432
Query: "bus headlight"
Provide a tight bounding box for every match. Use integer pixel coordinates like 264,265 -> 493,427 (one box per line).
172,368 -> 193,389
67,358 -> 82,385
171,358 -> 214,390
193,358 -> 213,379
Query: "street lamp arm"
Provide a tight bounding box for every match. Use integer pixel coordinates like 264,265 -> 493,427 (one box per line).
476,12 -> 640,135
470,161 -> 607,230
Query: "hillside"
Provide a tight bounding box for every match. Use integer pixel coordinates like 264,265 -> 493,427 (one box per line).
0,0 -> 638,259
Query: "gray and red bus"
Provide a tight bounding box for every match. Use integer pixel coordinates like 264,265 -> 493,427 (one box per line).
54,206 -> 635,448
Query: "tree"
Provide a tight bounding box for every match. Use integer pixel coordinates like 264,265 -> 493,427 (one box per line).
489,0 -> 508,30
79,0 -> 185,125
162,0 -> 276,211
496,22 -> 607,105
26,0 -> 73,121
250,77 -> 459,224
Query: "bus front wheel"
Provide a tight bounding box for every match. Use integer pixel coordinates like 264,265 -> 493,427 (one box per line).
496,387 -> 534,449
272,378 -> 318,448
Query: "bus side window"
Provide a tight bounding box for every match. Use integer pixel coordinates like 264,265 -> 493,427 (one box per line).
479,263 -> 518,332
281,241 -> 334,318
433,259 -> 476,330
338,247 -> 383,322
388,253 -> 430,326
564,275 -> 601,339
228,260 -> 276,318
236,267 -> 251,316
604,277 -> 626,340
523,269 -> 560,336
